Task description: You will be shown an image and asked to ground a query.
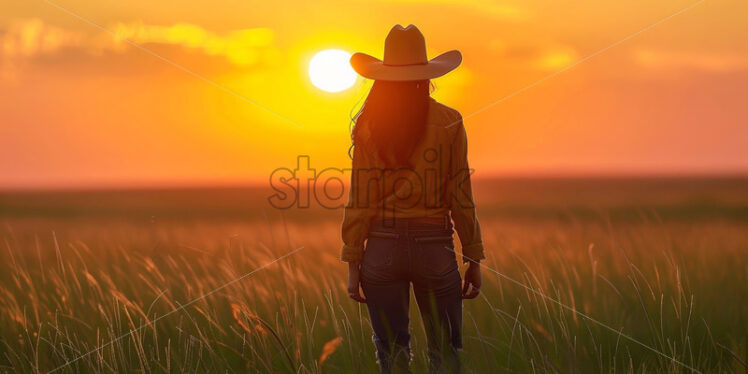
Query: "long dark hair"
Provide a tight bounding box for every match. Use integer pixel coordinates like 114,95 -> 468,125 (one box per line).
350,80 -> 432,168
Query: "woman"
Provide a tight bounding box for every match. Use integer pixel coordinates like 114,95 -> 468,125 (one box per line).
342,25 -> 484,374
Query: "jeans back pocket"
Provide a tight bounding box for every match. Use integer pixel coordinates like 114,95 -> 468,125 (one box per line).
363,232 -> 399,268
415,235 -> 457,277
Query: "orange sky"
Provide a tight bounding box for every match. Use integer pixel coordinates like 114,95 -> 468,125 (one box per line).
1,0 -> 747,188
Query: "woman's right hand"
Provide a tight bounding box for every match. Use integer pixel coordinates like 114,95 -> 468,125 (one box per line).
347,261 -> 367,303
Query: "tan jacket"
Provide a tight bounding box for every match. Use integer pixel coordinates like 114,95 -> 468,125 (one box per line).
340,98 -> 485,263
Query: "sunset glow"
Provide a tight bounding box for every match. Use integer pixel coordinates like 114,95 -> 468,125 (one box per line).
0,0 -> 746,188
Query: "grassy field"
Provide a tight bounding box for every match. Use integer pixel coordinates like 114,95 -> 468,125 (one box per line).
0,178 -> 746,373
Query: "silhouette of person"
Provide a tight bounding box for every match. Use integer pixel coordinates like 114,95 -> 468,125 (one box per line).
342,24 -> 485,374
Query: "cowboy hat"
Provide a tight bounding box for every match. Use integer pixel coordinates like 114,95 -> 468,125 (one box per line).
350,24 -> 461,81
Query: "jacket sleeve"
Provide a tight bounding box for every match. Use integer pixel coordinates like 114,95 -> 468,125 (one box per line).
448,118 -> 486,263
340,143 -> 379,262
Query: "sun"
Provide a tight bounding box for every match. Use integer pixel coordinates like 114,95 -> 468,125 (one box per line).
308,49 -> 357,93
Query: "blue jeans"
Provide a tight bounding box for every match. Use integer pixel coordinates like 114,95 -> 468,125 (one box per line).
361,217 -> 462,374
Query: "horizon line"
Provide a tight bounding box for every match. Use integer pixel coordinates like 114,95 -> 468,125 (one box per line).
1,171 -> 747,193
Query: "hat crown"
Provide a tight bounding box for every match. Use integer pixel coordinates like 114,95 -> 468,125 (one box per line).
383,24 -> 428,66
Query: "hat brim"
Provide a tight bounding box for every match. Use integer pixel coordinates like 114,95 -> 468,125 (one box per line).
350,50 -> 461,81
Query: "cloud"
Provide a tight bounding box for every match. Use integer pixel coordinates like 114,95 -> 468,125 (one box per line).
633,49 -> 748,73
1,18 -> 83,58
111,22 -> 277,66
0,19 -> 279,67
533,45 -> 578,70
379,0 -> 527,20
489,39 -> 579,71
0,19 -> 83,82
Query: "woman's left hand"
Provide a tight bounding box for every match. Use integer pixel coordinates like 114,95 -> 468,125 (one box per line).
462,262 -> 482,299
347,261 -> 367,303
